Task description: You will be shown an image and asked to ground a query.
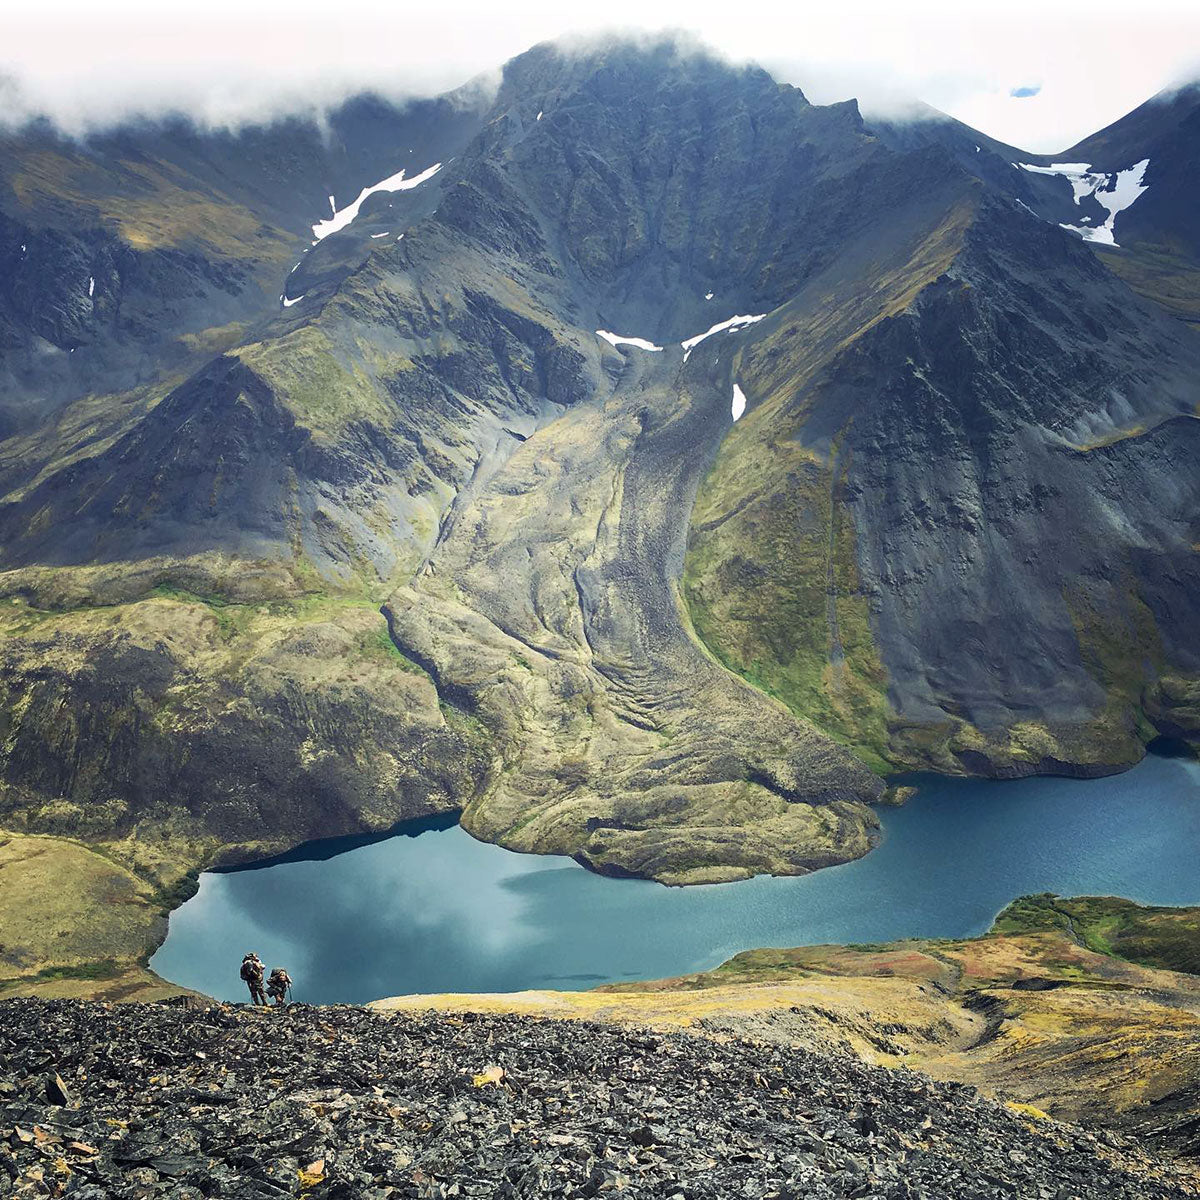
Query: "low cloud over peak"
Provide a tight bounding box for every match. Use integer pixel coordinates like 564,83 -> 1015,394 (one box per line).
2,0 -> 1199,152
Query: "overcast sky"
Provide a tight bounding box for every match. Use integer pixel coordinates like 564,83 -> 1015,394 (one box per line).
3,0 -> 1199,152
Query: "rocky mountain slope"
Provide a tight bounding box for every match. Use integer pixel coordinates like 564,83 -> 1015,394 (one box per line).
4,996 -> 1198,1199
0,92 -> 487,433
378,894 -> 1200,1159
0,39 -> 1198,902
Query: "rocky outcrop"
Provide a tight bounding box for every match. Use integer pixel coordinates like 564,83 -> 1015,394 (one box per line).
1,998 -> 1194,1199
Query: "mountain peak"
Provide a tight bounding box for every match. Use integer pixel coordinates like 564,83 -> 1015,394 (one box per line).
496,34 -> 798,113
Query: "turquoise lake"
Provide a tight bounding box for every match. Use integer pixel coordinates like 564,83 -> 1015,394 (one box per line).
151,750 -> 1200,1004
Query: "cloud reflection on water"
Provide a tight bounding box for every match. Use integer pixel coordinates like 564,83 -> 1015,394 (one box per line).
152,754 -> 1200,1004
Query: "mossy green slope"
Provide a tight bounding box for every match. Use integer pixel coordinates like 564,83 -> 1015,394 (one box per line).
0,832 -> 187,1001
0,586 -> 492,878
992,893 -> 1200,976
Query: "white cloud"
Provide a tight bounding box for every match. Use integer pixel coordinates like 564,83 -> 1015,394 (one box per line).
1,0 -> 1198,151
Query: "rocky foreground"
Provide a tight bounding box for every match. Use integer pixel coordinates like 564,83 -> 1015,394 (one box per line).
1,999 -> 1195,1199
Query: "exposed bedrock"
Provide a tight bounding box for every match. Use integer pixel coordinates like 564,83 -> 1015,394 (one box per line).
685,192 -> 1200,778
386,350 -> 884,885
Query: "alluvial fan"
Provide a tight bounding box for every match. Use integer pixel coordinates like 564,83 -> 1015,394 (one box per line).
0,998 -> 1193,1198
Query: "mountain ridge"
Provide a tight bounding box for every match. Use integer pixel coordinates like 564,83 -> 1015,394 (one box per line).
0,38 -> 1196,905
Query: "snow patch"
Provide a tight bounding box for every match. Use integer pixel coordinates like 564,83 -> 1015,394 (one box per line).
536,111 -> 543,121
1017,161 -> 1103,205
282,294 -> 305,308
1094,159 -> 1151,240
1017,161 -> 1091,175
1016,159 -> 1150,247
731,384 -> 747,421
396,233 -> 405,241
1060,222 -> 1110,244
312,162 -> 443,241
87,276 -> 94,297
596,330 -> 663,352
370,232 -> 390,239
328,196 -> 336,216
705,292 -> 714,300
681,313 -> 766,361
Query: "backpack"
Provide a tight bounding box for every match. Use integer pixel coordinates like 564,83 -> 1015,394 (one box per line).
241,957 -> 263,984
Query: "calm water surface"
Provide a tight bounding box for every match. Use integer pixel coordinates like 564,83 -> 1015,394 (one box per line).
152,751 -> 1200,1004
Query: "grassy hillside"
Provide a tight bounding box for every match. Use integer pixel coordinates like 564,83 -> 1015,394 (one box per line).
0,832 -> 185,1000
376,894 -> 1200,1147
993,893 -> 1200,975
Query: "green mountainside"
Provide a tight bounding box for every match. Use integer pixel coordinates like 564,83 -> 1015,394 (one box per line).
0,39 -> 1197,905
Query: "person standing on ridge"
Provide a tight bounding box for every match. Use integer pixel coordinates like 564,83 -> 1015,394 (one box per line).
240,952 -> 267,1005
266,967 -> 293,1007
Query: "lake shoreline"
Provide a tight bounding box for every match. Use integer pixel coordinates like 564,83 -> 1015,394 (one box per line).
150,751 -> 1200,1005
210,735 -> 1200,888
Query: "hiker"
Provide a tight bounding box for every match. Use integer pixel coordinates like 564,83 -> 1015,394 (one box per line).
266,967 -> 293,1007
240,952 -> 267,1005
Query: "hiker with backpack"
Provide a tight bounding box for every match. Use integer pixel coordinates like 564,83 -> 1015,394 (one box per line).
240,952 -> 267,1005
266,967 -> 293,1007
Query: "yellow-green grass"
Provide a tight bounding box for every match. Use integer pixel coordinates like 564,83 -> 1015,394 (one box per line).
7,147 -> 294,264
0,832 -> 186,1001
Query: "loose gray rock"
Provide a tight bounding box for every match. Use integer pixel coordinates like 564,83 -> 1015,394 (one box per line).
0,998 -> 1192,1199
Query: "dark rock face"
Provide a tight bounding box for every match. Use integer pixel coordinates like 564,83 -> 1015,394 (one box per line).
684,129 -> 1200,774
0,94 -> 489,433
1,998 -> 1193,1199
0,209 -> 256,437
831,199 -> 1200,763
